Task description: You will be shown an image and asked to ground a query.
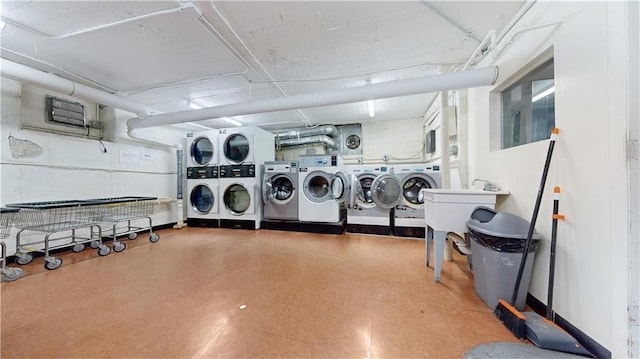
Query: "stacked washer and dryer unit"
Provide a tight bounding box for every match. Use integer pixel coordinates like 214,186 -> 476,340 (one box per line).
392,163 -> 442,238
186,131 -> 220,227
218,126 -> 275,230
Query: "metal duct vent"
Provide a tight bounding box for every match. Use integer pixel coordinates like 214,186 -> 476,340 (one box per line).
45,95 -> 86,128
337,124 -> 363,155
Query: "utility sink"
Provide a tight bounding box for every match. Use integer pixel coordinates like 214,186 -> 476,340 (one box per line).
420,188 -> 510,282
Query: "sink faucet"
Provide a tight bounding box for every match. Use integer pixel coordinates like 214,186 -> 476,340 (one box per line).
471,178 -> 499,191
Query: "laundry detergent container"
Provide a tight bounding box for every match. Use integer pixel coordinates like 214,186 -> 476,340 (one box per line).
466,207 -> 541,311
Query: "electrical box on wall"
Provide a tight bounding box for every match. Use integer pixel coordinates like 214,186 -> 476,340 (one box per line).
336,124 -> 363,155
45,95 -> 86,128
426,129 -> 436,153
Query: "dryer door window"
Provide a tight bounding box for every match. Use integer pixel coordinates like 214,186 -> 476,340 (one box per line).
402,175 -> 436,205
190,184 -> 214,214
303,171 -> 331,203
191,137 -> 214,166
271,175 -> 295,205
224,184 -> 251,215
371,174 -> 402,209
224,134 -> 250,163
330,172 -> 350,203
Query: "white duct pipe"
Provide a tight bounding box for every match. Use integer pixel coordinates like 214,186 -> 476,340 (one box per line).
277,125 -> 339,140
277,135 -> 340,149
128,67 -> 498,129
1,58 -> 150,117
440,91 -> 451,189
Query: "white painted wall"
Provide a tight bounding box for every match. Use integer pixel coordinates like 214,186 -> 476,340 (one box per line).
0,78 -> 183,255
461,2 -> 632,355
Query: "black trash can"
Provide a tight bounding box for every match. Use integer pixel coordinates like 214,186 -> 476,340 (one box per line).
466,207 -> 541,311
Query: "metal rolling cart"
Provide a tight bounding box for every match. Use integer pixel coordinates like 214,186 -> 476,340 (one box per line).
7,200 -> 110,270
0,208 -> 23,281
85,196 -> 160,252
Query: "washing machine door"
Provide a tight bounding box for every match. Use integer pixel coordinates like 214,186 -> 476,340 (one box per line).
270,174 -> 295,205
330,172 -> 350,203
401,174 -> 438,208
370,174 -> 402,209
261,174 -> 271,205
223,183 -> 252,215
348,174 -> 358,208
190,136 -> 214,166
303,171 -> 332,203
223,133 -> 250,164
354,174 -> 376,208
190,184 -> 215,214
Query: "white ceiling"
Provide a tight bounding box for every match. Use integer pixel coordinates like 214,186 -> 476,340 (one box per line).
0,1 -> 526,131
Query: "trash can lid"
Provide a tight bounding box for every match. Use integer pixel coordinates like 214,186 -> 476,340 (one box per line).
466,211 -> 542,240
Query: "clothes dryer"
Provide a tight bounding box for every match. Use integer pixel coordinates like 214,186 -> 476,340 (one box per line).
219,164 -> 261,229
218,126 -> 275,166
186,166 -> 219,227
393,164 -> 442,238
298,154 -> 349,223
186,131 -> 219,167
345,164 -> 402,235
262,161 -> 299,221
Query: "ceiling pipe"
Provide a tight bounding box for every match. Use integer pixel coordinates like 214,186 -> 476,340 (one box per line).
277,135 -> 340,149
277,125 -> 339,140
0,58 -> 151,118
128,66 -> 498,129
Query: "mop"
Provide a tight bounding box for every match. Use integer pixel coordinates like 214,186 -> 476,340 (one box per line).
522,187 -> 593,357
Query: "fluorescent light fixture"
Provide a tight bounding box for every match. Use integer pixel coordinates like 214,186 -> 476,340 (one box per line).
188,101 -> 203,110
367,100 -> 375,117
221,117 -> 242,127
187,122 -> 213,130
532,86 -> 555,103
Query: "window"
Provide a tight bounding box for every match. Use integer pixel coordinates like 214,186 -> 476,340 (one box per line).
501,59 -> 555,149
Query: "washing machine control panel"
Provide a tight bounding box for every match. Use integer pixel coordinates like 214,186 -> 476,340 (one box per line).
187,166 -> 219,179
220,164 -> 256,178
298,155 -> 338,168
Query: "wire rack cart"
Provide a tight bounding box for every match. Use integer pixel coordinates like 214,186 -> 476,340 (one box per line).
84,197 -> 160,252
7,200 -> 110,270
0,208 -> 23,281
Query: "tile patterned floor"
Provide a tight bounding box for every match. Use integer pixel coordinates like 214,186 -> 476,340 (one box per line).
1,227 -> 519,358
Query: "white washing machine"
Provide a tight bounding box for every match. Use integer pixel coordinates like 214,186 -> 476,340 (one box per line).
219,164 -> 261,229
298,154 -> 349,223
262,161 -> 299,221
345,164 -> 402,235
186,166 -> 219,227
393,163 -> 442,237
186,130 -> 219,167
218,126 -> 275,166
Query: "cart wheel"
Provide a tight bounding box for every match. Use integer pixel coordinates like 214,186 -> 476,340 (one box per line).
44,257 -> 63,271
97,246 -> 111,256
113,242 -> 126,252
15,253 -> 33,265
149,233 -> 160,243
1,267 -> 23,282
71,243 -> 85,253
128,233 -> 138,240
89,241 -> 100,249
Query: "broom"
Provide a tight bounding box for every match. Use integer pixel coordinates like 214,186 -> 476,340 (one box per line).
494,128 -> 559,339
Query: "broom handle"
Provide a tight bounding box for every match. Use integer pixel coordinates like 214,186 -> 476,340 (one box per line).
547,187 -> 562,320
510,128 -> 559,305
